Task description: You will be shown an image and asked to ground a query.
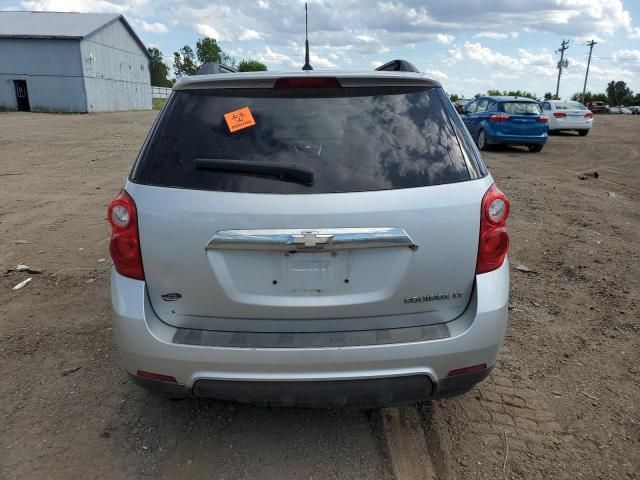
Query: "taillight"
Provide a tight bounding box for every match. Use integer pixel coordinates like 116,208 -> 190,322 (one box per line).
476,184 -> 510,274
489,113 -> 510,122
538,116 -> 548,123
108,190 -> 144,280
274,77 -> 341,88
584,112 -> 593,119
553,112 -> 566,118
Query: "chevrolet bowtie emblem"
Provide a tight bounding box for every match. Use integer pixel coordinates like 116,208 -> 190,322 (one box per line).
291,231 -> 334,248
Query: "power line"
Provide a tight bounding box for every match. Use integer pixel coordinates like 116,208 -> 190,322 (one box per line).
581,40 -> 597,103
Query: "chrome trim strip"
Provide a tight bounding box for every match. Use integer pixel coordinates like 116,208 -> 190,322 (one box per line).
205,228 -> 418,252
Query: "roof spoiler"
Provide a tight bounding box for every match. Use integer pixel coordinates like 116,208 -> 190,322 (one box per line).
375,59 -> 420,73
196,62 -> 237,75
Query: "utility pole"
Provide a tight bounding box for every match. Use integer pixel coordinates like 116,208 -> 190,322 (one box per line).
581,40 -> 597,104
555,39 -> 569,99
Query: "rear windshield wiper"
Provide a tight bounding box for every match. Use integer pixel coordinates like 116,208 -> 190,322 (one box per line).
195,158 -> 314,187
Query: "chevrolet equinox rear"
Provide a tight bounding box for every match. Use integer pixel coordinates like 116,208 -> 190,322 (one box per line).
109,70 -> 510,407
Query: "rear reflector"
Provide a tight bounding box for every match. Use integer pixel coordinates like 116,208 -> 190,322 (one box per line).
447,363 -> 487,377
553,112 -> 566,118
489,113 -> 510,122
137,370 -> 177,383
538,115 -> 548,123
274,77 -> 341,89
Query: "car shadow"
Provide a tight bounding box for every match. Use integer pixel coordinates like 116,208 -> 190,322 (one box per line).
105,388 -> 395,479
549,130 -> 580,136
485,144 -> 535,154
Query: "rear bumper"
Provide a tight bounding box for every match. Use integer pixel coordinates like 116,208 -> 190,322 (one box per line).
111,261 -> 509,406
549,119 -> 592,131
486,130 -> 547,145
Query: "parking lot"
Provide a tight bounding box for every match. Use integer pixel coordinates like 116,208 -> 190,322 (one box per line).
1,111 -> 638,479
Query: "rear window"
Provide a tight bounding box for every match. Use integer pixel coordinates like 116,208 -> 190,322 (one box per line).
131,86 -> 471,194
554,101 -> 587,110
499,102 -> 542,115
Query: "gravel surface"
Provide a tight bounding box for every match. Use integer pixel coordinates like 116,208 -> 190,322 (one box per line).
0,112 -> 638,479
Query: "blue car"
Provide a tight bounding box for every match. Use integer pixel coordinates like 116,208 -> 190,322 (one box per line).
461,96 -> 548,152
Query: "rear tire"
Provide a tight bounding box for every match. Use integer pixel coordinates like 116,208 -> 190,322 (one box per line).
527,144 -> 543,153
578,129 -> 589,136
477,130 -> 490,151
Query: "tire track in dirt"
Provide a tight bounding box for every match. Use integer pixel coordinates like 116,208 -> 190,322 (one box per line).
380,406 -> 443,480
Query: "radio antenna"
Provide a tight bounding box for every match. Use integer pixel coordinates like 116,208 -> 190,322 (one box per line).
302,2 -> 313,70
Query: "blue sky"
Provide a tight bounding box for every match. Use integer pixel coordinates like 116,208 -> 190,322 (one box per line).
3,0 -> 640,98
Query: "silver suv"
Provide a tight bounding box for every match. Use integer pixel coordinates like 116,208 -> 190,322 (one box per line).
109,70 -> 510,407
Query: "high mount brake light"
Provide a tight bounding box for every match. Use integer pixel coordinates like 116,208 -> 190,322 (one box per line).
489,114 -> 510,122
108,190 -> 144,280
476,184 -> 510,274
274,77 -> 341,88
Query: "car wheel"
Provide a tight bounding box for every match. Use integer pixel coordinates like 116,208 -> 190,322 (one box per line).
578,129 -> 589,136
477,130 -> 489,151
527,144 -> 543,153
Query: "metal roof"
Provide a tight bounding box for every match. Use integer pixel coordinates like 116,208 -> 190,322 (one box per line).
0,11 -> 151,59
174,70 -> 442,91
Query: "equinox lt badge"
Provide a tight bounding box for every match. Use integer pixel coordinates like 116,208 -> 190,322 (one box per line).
404,292 -> 462,304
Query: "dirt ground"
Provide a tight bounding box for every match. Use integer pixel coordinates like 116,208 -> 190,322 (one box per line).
0,111 -> 638,480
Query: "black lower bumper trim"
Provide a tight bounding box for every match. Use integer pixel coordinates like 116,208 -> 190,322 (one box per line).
193,375 -> 434,408
128,373 -> 190,399
129,367 -> 493,407
431,366 -> 493,400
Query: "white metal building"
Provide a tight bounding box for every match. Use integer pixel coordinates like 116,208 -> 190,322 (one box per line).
0,11 -> 151,112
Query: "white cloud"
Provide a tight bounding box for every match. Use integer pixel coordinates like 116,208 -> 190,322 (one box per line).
129,18 -> 168,34
443,47 -> 463,65
463,41 -> 522,71
239,28 -> 261,41
435,33 -> 454,44
629,27 -> 640,39
310,53 -> 338,69
613,49 -> 640,70
474,32 -> 509,39
423,69 -> 448,80
194,23 -> 223,40
253,46 -> 297,68
20,0 -> 128,13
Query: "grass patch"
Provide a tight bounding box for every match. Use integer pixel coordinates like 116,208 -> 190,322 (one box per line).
152,98 -> 168,110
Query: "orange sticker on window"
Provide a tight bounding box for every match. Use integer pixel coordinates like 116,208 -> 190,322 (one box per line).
224,107 -> 256,133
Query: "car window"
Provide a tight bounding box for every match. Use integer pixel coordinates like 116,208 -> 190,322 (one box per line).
465,100 -> 477,113
499,102 -> 542,115
475,99 -> 489,113
542,102 -> 551,110
554,101 -> 587,110
132,86 -> 472,194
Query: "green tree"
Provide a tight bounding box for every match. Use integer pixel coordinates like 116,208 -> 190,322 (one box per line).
147,47 -> 172,87
237,59 -> 267,72
449,93 -> 460,102
543,92 -> 555,100
173,45 -> 198,77
606,80 -> 633,106
570,91 -> 607,103
486,89 -> 501,96
196,37 -> 235,65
